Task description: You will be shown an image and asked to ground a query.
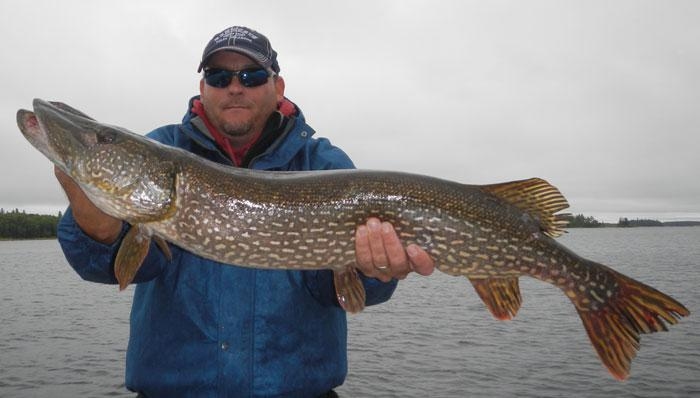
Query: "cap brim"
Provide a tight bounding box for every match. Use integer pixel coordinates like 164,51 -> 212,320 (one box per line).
197,47 -> 271,72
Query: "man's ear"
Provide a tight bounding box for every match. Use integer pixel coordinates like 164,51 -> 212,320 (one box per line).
275,76 -> 286,102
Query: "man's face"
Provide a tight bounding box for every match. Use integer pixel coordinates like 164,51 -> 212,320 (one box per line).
199,51 -> 285,147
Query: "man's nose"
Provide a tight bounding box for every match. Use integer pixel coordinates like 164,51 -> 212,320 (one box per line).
225,78 -> 245,93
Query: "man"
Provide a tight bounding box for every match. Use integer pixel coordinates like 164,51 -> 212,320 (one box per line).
56,26 -> 434,397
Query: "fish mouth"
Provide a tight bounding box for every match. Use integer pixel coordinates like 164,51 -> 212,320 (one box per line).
16,99 -> 92,171
17,107 -> 54,161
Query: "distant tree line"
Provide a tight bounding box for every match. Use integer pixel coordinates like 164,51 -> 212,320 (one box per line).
0,208 -> 62,239
562,214 -> 699,228
617,217 -> 663,227
563,214 -> 603,228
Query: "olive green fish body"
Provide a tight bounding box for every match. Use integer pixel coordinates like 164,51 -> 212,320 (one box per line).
17,99 -> 689,381
155,166 -> 520,271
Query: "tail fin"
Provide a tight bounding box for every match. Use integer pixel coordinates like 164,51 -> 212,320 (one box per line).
575,266 -> 689,380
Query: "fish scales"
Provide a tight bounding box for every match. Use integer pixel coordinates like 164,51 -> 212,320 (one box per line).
120,150 -> 613,308
17,99 -> 689,381
159,163 -> 531,276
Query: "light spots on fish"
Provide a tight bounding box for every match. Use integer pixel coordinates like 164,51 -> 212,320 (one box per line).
590,290 -> 605,303
141,172 -> 603,307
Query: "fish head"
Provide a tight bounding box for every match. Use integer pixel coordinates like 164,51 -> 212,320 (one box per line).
17,98 -> 176,222
17,99 -> 97,173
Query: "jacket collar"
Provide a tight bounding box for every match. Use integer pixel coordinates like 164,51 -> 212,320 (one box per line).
179,96 -> 315,170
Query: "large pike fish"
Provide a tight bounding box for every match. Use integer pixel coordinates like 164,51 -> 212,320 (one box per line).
18,99 -> 688,380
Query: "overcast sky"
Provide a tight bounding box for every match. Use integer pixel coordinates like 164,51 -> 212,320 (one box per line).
1,1 -> 698,222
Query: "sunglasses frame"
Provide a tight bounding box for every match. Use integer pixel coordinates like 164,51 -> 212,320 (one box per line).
203,67 -> 274,88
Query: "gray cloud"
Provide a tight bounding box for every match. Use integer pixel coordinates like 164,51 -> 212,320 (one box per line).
2,0 -> 699,222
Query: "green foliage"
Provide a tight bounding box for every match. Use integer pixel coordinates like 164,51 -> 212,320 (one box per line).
564,214 -> 603,228
617,217 -> 663,227
0,208 -> 62,239
663,221 -> 700,227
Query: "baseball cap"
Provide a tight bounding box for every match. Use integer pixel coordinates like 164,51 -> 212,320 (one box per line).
197,26 -> 280,73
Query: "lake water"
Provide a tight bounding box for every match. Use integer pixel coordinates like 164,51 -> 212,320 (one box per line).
1,228 -> 698,397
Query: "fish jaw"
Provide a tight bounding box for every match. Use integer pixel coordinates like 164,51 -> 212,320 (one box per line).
16,108 -> 68,172
17,99 -> 101,178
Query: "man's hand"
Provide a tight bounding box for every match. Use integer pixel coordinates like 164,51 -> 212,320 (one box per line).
54,166 -> 123,244
354,217 -> 435,282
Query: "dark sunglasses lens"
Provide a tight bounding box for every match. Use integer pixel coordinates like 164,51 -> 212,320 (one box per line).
239,69 -> 270,87
205,68 -> 270,88
205,69 -> 233,88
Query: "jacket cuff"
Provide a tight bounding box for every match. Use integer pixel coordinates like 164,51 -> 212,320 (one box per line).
57,207 -> 127,284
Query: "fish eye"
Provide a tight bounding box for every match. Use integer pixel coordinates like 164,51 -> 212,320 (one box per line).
97,130 -> 117,144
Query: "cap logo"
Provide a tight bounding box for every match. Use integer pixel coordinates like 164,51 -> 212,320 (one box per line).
199,26 -> 279,73
213,27 -> 259,46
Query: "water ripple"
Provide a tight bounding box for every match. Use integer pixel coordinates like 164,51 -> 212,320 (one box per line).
1,230 -> 698,397
341,228 -> 700,397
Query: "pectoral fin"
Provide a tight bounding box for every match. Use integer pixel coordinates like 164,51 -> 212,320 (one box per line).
334,267 -> 366,314
114,224 -> 152,290
469,276 -> 522,320
153,235 -> 172,261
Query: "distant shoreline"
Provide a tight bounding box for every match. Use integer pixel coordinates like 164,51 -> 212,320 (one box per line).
569,221 -> 700,228
563,214 -> 700,228
569,225 -> 700,228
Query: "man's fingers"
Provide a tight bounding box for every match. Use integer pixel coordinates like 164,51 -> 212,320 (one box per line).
354,224 -> 373,272
407,244 -> 435,276
366,218 -> 389,271
381,221 -> 409,273
354,219 -> 436,282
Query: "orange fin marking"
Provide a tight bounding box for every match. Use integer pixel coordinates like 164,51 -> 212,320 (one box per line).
114,225 -> 152,291
574,268 -> 689,380
469,277 -> 522,320
333,267 -> 366,314
481,178 -> 570,238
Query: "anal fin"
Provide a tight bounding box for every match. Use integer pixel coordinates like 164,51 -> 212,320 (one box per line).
114,224 -> 152,291
469,277 -> 522,320
334,267 -> 366,314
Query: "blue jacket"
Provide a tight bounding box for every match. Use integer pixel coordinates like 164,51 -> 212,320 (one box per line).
57,96 -> 398,397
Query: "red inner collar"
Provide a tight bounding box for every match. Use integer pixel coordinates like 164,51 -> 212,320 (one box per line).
191,98 -> 296,167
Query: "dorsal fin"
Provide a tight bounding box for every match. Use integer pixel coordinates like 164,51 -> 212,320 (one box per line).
482,178 -> 569,237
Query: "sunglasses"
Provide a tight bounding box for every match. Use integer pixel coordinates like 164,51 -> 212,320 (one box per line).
203,67 -> 272,88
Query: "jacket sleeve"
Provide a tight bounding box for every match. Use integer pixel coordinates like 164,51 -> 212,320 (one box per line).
57,208 -> 169,285
304,137 -> 399,307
